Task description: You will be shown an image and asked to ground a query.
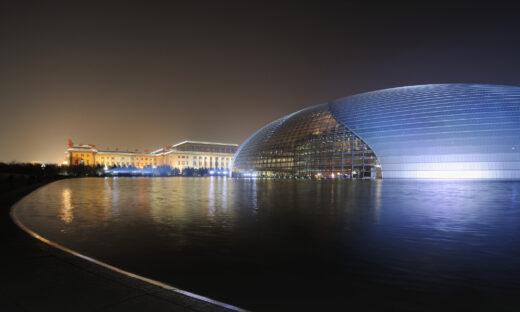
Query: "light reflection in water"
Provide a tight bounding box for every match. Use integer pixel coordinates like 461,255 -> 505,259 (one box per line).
111,177 -> 119,216
12,178 -> 520,311
372,180 -> 382,223
512,183 -> 519,208
136,178 -> 151,217
209,176 -> 215,217
222,177 -> 227,211
330,181 -> 335,205
400,181 -> 492,233
59,188 -> 74,224
250,178 -> 257,213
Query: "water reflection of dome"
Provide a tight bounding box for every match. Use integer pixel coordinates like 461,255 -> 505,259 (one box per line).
233,84 -> 520,179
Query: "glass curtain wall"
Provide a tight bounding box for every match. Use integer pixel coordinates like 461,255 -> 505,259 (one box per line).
233,105 -> 381,178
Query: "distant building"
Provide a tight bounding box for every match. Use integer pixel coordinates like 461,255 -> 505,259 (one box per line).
66,140 -> 238,172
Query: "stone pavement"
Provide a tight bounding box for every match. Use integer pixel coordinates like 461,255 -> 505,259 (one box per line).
0,181 -> 245,312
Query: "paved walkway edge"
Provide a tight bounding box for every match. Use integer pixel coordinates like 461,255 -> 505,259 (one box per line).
10,201 -> 248,312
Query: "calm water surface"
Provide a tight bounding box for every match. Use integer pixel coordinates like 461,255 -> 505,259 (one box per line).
13,178 -> 520,311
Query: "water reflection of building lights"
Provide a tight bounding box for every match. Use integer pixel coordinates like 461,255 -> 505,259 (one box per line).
60,188 -> 74,224
373,180 -> 382,223
512,183 -> 519,208
222,177 -> 227,210
250,178 -> 258,213
330,181 -> 335,205
209,170 -> 229,176
208,176 -> 217,217
111,178 -> 119,216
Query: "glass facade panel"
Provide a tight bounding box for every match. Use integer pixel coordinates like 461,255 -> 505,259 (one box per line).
233,104 -> 380,178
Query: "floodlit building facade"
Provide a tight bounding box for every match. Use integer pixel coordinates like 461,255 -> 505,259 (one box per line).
67,140 -> 238,172
233,84 -> 520,179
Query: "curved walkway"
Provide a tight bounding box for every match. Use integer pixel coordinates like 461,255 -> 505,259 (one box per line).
1,180 -> 245,312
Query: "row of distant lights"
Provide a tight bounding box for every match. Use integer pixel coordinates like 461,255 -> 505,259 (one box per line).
208,170 -> 230,176
240,172 -> 352,178
102,168 -> 356,179
104,165 -> 158,171
317,171 -> 357,179
209,170 -> 258,177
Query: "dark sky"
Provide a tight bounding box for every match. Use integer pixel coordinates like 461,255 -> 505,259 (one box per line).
2,1 -> 520,163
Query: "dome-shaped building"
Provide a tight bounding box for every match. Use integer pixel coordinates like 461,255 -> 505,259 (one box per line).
232,84 -> 520,179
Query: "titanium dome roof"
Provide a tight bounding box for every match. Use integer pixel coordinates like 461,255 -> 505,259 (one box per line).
233,84 -> 520,179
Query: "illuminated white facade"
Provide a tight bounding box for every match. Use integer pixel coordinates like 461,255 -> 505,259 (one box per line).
67,140 -> 238,171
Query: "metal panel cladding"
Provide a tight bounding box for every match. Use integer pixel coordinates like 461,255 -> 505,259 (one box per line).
329,84 -> 520,179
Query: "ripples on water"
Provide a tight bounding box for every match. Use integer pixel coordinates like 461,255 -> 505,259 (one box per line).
13,178 -> 520,311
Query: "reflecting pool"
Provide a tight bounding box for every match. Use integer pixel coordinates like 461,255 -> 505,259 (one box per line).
12,177 -> 520,311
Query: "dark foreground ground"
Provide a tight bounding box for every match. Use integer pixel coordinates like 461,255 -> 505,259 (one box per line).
0,177 -> 240,312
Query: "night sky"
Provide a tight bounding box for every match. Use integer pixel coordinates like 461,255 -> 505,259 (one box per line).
2,1 -> 520,163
